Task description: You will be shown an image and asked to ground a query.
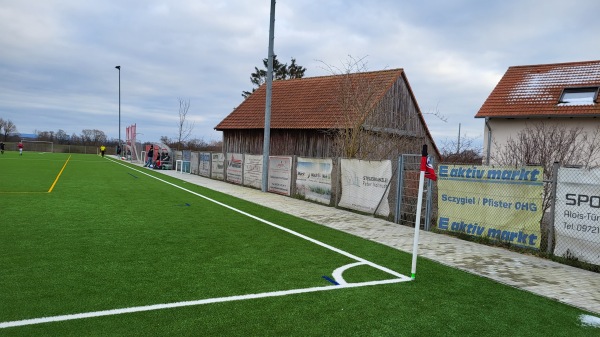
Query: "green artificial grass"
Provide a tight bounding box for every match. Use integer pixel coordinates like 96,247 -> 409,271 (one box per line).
0,152 -> 597,336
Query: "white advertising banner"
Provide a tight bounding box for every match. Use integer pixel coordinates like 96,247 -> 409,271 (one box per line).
268,156 -> 292,196
211,153 -> 225,180
226,153 -> 243,185
339,159 -> 392,216
199,152 -> 211,177
243,154 -> 263,189
296,157 -> 332,205
554,167 -> 600,265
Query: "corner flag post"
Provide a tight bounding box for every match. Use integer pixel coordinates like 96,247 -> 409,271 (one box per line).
411,144 -> 436,280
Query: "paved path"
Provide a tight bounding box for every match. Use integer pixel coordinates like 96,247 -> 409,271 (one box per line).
154,168 -> 600,315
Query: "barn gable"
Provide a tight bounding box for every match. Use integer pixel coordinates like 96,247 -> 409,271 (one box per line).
216,69 -> 439,160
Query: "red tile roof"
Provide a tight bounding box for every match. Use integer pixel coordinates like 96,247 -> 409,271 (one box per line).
475,60 -> 600,118
215,69 -> 408,130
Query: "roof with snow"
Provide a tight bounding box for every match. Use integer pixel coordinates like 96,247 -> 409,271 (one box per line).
475,60 -> 600,118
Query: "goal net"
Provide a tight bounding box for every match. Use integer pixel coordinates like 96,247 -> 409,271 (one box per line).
22,140 -> 54,153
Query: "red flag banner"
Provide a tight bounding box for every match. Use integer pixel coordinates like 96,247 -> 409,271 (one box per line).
420,155 -> 437,181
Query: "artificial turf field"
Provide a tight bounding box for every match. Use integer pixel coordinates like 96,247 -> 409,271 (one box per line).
0,151 -> 597,336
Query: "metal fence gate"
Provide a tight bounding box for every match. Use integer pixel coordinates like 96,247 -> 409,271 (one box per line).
395,154 -> 434,230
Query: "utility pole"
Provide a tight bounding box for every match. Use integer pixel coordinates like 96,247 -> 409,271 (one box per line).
456,123 -> 461,154
115,65 -> 121,154
261,0 -> 275,192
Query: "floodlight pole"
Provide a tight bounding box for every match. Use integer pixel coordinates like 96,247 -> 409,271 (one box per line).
261,0 -> 276,192
115,65 -> 121,155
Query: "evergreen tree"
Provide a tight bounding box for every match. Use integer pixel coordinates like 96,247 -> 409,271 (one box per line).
242,55 -> 306,98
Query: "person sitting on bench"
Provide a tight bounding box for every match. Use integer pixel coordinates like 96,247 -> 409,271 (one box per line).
155,152 -> 170,169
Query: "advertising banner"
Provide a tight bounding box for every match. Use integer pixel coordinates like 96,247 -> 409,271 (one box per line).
338,159 -> 392,216
296,157 -> 332,205
554,167 -> 600,265
437,165 -> 544,249
199,152 -> 211,177
182,150 -> 191,173
268,156 -> 292,196
243,154 -> 263,189
211,153 -> 225,180
226,153 -> 243,185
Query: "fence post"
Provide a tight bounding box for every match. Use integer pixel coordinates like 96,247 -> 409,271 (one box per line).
335,157 -> 341,208
547,161 -> 560,255
394,155 -> 405,224
241,153 -> 245,185
291,155 -> 297,196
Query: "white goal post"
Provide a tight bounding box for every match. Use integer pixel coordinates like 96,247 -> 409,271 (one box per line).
21,140 -> 54,153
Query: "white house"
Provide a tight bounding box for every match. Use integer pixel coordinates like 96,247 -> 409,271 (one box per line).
475,60 -> 600,167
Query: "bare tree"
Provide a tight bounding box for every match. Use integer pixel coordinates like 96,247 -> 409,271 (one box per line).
70,133 -> 80,144
319,56 -> 441,160
80,129 -> 93,145
1,119 -> 17,141
439,132 -> 483,163
36,130 -> 54,141
55,129 -> 69,144
92,129 -> 107,145
207,140 -> 223,152
493,122 -> 600,212
186,138 -> 208,151
176,98 -> 195,150
493,122 -> 600,172
160,135 -> 172,145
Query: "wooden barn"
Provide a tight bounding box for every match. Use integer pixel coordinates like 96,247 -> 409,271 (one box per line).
215,68 -> 440,161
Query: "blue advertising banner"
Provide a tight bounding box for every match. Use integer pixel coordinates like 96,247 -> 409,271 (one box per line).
437,165 -> 544,249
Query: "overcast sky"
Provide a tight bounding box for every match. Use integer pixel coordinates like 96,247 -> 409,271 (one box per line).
1,0 -> 599,149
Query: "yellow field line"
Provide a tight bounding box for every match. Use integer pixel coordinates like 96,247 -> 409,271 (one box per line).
48,155 -> 72,193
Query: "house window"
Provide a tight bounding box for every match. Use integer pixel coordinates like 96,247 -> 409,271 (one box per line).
558,87 -> 598,105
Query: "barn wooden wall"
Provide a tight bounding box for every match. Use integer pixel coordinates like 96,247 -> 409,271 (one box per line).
221,76 -> 439,162
223,129 -> 336,158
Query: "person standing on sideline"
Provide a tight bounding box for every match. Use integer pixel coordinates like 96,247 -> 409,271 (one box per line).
100,145 -> 106,157
0,141 -> 4,154
18,141 -> 23,156
144,146 -> 154,167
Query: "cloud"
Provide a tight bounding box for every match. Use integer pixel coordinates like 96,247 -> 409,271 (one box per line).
1,0 -> 599,147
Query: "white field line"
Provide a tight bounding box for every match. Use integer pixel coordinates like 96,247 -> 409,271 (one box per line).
0,158 -> 411,329
0,278 -> 408,329
110,159 -> 411,281
332,262 -> 367,285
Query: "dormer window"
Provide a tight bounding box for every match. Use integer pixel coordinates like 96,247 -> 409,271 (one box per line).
558,87 -> 598,105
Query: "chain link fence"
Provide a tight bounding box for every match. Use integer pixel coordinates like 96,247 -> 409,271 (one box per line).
2,141 -> 106,154
435,163 -> 545,250
395,154 -> 435,230
435,162 -> 599,269
551,165 -> 600,266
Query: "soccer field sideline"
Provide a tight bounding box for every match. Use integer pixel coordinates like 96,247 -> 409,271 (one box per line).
2,153 -> 598,335
125,156 -> 600,317
0,156 -> 413,329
